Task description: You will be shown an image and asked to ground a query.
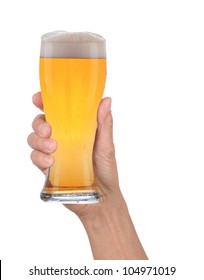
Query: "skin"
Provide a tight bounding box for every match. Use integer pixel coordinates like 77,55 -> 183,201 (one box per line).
27,92 -> 148,260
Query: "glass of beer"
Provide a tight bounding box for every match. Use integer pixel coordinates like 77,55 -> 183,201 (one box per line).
39,31 -> 106,203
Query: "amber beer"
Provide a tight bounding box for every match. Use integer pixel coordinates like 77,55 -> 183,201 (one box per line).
39,31 -> 106,203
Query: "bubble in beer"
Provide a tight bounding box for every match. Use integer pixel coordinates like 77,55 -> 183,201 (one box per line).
40,30 -> 106,58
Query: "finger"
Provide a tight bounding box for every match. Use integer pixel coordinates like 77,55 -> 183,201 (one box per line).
30,150 -> 55,171
32,92 -> 44,111
27,132 -> 57,153
32,114 -> 51,138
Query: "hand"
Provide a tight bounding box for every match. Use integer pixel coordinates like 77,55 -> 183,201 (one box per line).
27,92 -> 123,215
28,92 -> 147,260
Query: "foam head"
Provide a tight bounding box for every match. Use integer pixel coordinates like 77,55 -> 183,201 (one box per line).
40,31 -> 106,58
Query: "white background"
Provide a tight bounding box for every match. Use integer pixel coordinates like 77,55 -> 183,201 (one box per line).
0,0 -> 203,279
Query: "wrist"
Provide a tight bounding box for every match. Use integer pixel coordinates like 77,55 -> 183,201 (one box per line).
78,189 -> 128,226
78,190 -> 147,260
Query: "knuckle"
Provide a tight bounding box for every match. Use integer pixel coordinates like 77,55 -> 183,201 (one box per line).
94,143 -> 116,163
27,133 -> 32,146
30,150 -> 36,164
107,112 -> 113,128
30,150 -> 43,168
34,135 -> 41,148
27,132 -> 35,147
104,144 -> 115,160
32,114 -> 45,130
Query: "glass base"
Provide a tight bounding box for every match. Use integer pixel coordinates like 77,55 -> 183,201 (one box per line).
40,191 -> 100,204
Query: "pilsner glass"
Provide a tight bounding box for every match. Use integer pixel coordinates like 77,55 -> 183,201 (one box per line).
39,31 -> 106,203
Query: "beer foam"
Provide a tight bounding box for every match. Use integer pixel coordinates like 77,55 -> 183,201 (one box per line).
40,31 -> 106,58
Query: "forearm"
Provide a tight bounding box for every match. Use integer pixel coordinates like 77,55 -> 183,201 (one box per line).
79,193 -> 148,260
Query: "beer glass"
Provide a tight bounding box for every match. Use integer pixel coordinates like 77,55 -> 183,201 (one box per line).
39,31 -> 106,203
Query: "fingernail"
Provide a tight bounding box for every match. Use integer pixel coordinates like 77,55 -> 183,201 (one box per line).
44,155 -> 54,165
44,139 -> 56,151
105,97 -> 112,111
39,123 -> 50,135
108,97 -> 112,111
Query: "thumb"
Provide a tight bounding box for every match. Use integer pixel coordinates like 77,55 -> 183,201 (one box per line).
93,97 -> 119,193
94,97 -> 114,157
